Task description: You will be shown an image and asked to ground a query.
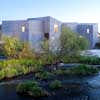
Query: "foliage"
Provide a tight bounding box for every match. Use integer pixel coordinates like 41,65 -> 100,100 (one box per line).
16,80 -> 48,97
0,59 -> 44,80
60,27 -> 89,57
49,80 -> 62,90
59,55 -> 81,63
77,36 -> 89,50
79,56 -> 100,65
2,36 -> 24,58
53,69 -> 68,75
2,36 -> 35,59
18,43 -> 35,59
35,71 -> 52,80
54,64 -> 98,76
16,81 -> 39,93
40,53 -> 58,65
69,64 -> 98,76
41,39 -> 49,53
0,43 -> 6,56
0,69 -> 5,80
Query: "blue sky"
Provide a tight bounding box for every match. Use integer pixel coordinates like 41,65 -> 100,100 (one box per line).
1,0 -> 100,31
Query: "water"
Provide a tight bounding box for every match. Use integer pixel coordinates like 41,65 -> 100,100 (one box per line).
0,49 -> 100,100
0,74 -> 100,100
82,49 -> 100,57
0,84 -> 34,100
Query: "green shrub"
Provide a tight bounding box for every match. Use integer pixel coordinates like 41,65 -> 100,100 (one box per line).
39,53 -> 58,65
16,81 -> 48,97
60,27 -> 89,57
54,64 -> 98,76
0,59 -> 44,80
5,67 -> 18,78
0,69 -> 5,80
54,69 -> 72,76
70,64 -> 99,76
53,69 -> 66,75
79,56 -> 100,65
16,81 -> 38,93
49,80 -> 62,90
2,36 -> 24,58
18,43 -> 35,59
35,71 -> 52,80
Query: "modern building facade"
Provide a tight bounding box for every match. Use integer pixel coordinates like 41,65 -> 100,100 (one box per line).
63,23 -> 99,48
1,16 -> 99,51
2,16 -> 62,52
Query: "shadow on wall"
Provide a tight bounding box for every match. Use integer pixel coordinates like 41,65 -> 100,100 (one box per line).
95,43 -> 100,49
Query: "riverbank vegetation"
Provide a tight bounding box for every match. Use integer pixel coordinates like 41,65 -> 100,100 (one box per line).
16,64 -> 98,98
0,28 -> 99,80
0,28 -> 99,98
53,64 -> 98,76
79,56 -> 100,65
0,59 -> 43,80
16,80 -> 49,97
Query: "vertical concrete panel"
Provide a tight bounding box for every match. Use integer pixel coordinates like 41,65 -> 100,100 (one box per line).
62,23 -> 78,32
49,17 -> 62,52
93,24 -> 98,47
28,20 -> 44,52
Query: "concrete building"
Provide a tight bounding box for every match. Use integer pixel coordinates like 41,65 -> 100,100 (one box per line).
2,16 -> 62,52
1,16 -> 99,51
63,23 -> 99,48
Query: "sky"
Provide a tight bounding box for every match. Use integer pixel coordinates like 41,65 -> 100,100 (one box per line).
1,0 -> 100,31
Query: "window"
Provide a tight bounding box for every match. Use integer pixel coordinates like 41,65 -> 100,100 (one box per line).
54,24 -> 58,32
21,26 -> 25,32
87,28 -> 90,34
44,33 -> 49,39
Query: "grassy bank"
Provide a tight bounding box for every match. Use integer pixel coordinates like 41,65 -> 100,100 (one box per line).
0,59 -> 43,80
16,64 -> 99,98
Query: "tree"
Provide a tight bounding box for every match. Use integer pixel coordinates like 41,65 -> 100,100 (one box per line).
19,43 -> 35,59
2,36 -> 24,58
60,27 -> 89,56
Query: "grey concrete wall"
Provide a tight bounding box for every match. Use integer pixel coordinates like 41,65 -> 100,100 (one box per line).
62,23 -> 78,32
49,17 -> 62,52
28,20 -> 44,52
62,23 -> 98,48
1,16 -> 99,51
0,25 -> 1,40
28,16 -> 50,52
2,20 -> 29,42
77,23 -> 98,48
92,24 -> 99,45
28,16 -> 62,52
77,24 -> 94,48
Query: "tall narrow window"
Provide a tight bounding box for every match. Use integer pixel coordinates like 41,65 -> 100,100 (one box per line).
21,26 -> 25,32
54,24 -> 58,32
87,28 -> 90,34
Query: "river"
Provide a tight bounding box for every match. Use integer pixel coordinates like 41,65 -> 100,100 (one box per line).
0,73 -> 100,100
82,49 -> 100,57
0,49 -> 100,100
